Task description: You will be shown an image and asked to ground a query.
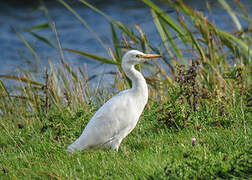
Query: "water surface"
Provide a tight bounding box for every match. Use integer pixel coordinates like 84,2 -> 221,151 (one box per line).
0,0 -> 251,86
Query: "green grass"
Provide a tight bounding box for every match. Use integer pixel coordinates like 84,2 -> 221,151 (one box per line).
1,99 -> 251,179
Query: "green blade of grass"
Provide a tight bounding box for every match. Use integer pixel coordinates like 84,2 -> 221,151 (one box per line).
29,32 -> 56,48
142,0 -> 186,41
65,49 -> 120,65
161,22 -> 185,64
57,0 -> 107,50
79,0 -> 139,43
0,75 -> 44,86
234,0 -> 252,27
177,15 -> 206,61
216,29 -> 252,57
218,0 -> 242,30
151,10 -> 174,58
0,80 -> 10,99
24,23 -> 50,31
151,10 -> 185,64
79,0 -> 113,22
58,68 -> 72,99
175,0 -> 251,58
13,28 -> 39,60
0,95 -> 31,101
60,59 -> 78,82
113,22 -> 139,43
48,60 -> 62,108
110,23 -> 122,61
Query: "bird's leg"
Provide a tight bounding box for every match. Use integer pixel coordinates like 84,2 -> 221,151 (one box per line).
111,138 -> 122,152
115,146 -> 119,152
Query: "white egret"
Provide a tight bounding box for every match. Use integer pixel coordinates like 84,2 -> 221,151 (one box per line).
67,50 -> 161,153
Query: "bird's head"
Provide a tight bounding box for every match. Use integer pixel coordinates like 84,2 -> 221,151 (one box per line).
122,50 -> 162,66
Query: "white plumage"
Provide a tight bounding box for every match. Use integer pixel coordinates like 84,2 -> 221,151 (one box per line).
67,50 -> 161,153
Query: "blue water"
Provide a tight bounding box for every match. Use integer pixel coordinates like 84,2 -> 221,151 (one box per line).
0,0 -> 251,86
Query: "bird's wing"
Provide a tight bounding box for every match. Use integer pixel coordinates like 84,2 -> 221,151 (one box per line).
79,90 -> 138,147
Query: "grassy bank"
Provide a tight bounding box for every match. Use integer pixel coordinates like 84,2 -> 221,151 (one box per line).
0,101 -> 251,179
0,0 -> 251,179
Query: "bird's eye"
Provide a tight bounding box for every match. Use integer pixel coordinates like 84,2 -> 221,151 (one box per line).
136,54 -> 140,58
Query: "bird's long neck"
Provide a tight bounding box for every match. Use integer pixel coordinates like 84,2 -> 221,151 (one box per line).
123,64 -> 148,100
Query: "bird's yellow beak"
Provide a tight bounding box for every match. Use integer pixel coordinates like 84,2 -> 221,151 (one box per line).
137,54 -> 162,59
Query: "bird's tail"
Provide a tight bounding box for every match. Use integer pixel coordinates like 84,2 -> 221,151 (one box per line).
66,141 -> 81,153
66,145 -> 76,153
66,138 -> 86,153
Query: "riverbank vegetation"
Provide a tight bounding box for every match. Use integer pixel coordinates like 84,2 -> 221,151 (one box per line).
0,0 -> 251,179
